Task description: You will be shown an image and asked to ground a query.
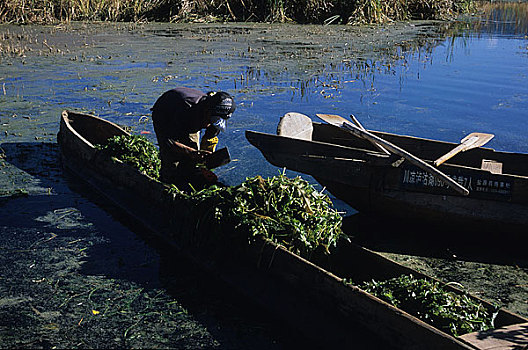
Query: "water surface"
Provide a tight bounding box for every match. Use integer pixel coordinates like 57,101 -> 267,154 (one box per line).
1,15 -> 527,193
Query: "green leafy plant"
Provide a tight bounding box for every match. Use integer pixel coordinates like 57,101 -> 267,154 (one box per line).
95,134 -> 161,179
96,134 -> 345,258
172,173 -> 347,258
231,174 -> 345,256
354,274 -> 498,337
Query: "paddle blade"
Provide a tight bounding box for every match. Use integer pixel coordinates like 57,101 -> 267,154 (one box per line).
316,113 -> 352,127
461,132 -> 494,149
277,112 -> 313,140
434,132 -> 494,166
317,113 -> 391,155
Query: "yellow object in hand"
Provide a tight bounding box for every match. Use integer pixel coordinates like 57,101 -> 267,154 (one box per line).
200,136 -> 218,152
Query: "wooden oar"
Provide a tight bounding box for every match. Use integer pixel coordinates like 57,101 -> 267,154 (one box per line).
318,113 -> 389,155
349,114 -> 390,155
316,113 -> 469,196
434,132 -> 494,166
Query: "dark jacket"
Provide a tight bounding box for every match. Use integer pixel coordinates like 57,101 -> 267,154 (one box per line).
151,87 -> 207,150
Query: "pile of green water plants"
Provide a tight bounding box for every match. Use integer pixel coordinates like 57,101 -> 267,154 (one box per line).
95,134 -> 161,179
95,133 -> 346,258
172,174 -> 347,259
352,274 -> 498,337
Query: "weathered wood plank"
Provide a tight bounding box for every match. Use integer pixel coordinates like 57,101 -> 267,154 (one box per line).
459,322 -> 528,349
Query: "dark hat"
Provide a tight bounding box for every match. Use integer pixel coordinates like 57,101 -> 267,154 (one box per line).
208,91 -> 235,119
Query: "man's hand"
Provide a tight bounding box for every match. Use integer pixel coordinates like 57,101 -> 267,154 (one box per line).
165,139 -> 213,163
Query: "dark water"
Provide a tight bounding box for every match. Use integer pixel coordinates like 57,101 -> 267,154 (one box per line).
1,5 -> 527,348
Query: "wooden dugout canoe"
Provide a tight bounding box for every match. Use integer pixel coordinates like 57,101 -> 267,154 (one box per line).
57,110 -> 528,349
245,112 -> 528,234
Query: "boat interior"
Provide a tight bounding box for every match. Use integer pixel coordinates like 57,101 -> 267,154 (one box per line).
62,110 -> 127,147
276,112 -> 528,177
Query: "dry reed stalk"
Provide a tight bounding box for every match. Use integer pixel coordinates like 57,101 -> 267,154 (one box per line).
0,0 -> 474,24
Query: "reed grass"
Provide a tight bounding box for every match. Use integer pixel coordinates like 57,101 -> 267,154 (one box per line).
0,0 -> 158,23
0,0 -> 474,24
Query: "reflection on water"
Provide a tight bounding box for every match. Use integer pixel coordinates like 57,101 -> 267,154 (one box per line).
0,3 -> 527,195
475,2 -> 528,36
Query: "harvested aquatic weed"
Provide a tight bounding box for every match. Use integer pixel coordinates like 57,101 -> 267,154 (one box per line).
173,173 -> 347,258
231,174 -> 345,256
350,274 -> 498,337
95,134 -> 160,179
95,134 -> 346,258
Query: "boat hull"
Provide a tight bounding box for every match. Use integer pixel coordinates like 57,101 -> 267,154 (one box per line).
245,124 -> 528,234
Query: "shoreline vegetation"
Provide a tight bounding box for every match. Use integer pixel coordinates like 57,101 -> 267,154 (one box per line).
1,0 -> 475,25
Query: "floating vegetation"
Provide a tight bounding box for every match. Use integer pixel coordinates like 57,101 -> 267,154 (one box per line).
95,134 -> 160,179
0,188 -> 29,198
349,274 -> 498,337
